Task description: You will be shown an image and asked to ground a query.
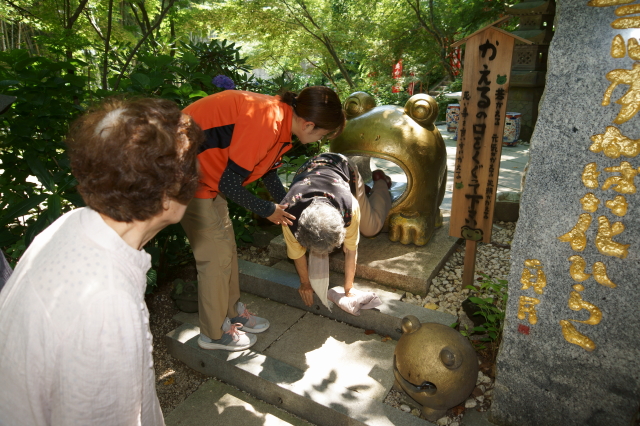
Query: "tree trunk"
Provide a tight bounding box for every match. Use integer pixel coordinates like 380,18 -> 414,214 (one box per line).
102,0 -> 114,90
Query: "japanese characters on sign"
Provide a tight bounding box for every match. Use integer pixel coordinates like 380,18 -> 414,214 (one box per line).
553,0 -> 639,352
450,28 -> 515,243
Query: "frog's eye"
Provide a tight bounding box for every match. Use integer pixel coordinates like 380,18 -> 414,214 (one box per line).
440,346 -> 463,369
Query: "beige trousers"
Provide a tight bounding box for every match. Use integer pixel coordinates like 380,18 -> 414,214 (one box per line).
180,196 -> 240,340
354,169 -> 392,237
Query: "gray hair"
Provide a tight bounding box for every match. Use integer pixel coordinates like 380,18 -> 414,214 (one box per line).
295,199 -> 346,254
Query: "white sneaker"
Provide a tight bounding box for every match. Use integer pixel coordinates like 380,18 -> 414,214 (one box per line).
230,301 -> 270,334
197,318 -> 256,351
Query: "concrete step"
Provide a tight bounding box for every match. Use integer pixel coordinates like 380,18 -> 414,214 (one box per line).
165,377 -> 313,426
268,221 -> 460,296
166,292 -> 434,426
237,260 -> 458,341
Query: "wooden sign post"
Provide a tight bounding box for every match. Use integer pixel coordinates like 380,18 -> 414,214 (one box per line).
449,19 -> 532,288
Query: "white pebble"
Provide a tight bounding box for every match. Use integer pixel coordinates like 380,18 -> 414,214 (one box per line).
400,404 -> 411,412
465,398 -> 478,408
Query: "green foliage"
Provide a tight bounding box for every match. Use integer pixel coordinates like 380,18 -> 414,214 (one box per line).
171,278 -> 197,296
0,39 -> 278,291
0,49 -> 89,260
465,273 -> 508,346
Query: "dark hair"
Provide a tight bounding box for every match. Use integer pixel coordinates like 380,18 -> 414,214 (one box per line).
280,86 -> 345,139
66,97 -> 202,222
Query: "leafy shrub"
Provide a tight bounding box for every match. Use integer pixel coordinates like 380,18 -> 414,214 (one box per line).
0,50 -> 89,264
0,40 -> 282,291
463,273 -> 508,347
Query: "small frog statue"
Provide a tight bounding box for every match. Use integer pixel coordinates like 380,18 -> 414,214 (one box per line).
393,316 -> 478,421
331,92 -> 447,245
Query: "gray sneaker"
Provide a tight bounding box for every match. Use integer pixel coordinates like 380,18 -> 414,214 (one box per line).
230,301 -> 270,334
197,318 -> 256,351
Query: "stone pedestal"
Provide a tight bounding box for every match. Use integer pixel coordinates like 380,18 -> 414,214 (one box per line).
491,2 -> 640,425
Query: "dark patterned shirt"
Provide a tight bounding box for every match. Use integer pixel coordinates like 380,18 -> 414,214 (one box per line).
283,153 -> 357,234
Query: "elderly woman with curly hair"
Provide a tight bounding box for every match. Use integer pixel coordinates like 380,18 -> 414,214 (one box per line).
281,153 -> 392,308
0,98 -> 201,426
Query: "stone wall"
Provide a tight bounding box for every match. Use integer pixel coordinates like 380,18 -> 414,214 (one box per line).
490,1 -> 640,425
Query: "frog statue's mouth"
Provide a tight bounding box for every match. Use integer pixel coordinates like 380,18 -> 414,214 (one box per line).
346,154 -> 408,207
393,355 -> 437,398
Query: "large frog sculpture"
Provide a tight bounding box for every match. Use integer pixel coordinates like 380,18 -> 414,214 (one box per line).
330,92 -> 447,245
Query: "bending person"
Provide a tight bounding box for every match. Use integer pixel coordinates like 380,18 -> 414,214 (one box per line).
0,98 -> 201,425
280,153 -> 392,307
181,87 -> 345,351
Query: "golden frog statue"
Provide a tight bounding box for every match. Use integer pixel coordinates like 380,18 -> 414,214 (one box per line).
394,316 -> 478,421
331,92 -> 447,245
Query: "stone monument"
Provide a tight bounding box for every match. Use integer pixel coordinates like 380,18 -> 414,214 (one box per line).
491,1 -> 640,425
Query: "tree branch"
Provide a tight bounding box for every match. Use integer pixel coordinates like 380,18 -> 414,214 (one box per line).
84,9 -> 105,41
128,3 -> 147,35
113,0 -> 177,90
66,0 -> 90,29
305,57 -> 338,87
4,0 -> 39,20
102,0 -> 114,90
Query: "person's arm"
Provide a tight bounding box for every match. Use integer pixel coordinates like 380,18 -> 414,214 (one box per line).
293,255 -> 314,306
342,195 -> 360,296
261,168 -> 288,204
282,225 -> 314,306
343,247 -> 357,296
219,165 -> 294,225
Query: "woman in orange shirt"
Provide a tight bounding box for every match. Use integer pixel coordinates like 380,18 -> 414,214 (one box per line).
181,86 -> 345,351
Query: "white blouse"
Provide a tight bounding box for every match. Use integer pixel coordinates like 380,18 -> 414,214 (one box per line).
0,207 -> 164,426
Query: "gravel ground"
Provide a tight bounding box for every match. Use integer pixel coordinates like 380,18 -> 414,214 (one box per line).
386,221 -> 516,424
149,222 -> 516,422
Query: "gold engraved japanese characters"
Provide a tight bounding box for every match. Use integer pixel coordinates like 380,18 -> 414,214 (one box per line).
518,296 -> 541,325
558,213 -> 592,251
568,255 -> 592,282
606,195 -> 628,216
595,215 -> 630,259
611,34 -> 626,58
602,64 -> 640,124
520,259 -> 547,294
590,126 -> 640,158
560,320 -> 596,352
582,163 -> 600,188
628,38 -> 640,60
593,261 -> 618,288
568,291 -> 603,325
587,0 -> 634,6
579,193 -> 600,212
612,17 -> 640,29
602,161 -> 640,193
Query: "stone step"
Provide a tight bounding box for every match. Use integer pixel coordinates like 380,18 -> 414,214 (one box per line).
268,221 -> 460,296
164,377 -> 311,426
166,292 -> 435,426
237,260 -> 458,341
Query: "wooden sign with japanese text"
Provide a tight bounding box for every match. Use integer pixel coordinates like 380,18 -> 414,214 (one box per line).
449,28 -> 515,243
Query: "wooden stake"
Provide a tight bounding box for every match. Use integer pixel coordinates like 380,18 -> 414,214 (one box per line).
462,240 -> 478,289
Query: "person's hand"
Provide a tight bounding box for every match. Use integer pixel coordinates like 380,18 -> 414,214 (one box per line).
344,284 -> 355,297
298,281 -> 314,306
267,203 -> 295,226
